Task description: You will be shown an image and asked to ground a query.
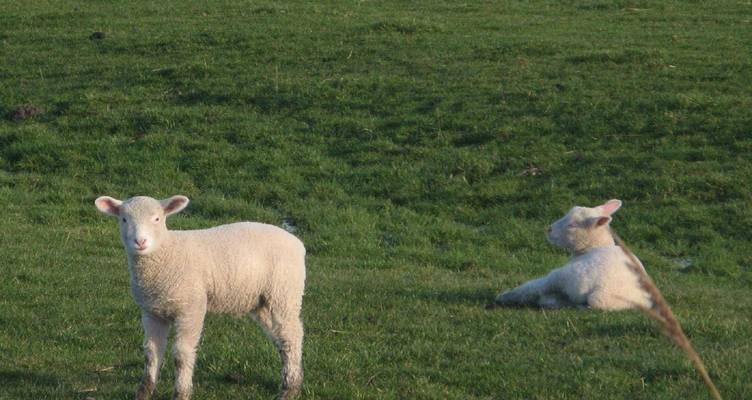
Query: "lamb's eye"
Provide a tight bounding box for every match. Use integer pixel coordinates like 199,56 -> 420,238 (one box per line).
155,217 -> 160,222
121,217 -> 127,223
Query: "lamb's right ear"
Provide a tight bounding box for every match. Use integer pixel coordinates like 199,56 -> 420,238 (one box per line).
94,196 -> 123,217
161,195 -> 190,216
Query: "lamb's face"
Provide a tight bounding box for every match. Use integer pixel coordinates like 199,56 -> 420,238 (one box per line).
547,206 -> 601,250
547,200 -> 622,253
117,197 -> 170,256
95,195 -> 190,257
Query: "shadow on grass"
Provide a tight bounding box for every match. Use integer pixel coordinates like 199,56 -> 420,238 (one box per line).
209,369 -> 278,393
193,352 -> 279,396
0,369 -> 136,399
0,369 -> 60,387
173,89 -> 233,106
582,320 -> 661,339
404,287 -> 499,306
640,366 -> 691,384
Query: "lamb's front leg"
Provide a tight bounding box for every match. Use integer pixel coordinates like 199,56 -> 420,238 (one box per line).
538,293 -> 577,309
172,307 -> 207,400
495,275 -> 553,306
136,312 -> 169,400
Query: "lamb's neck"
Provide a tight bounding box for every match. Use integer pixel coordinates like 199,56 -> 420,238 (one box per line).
126,234 -> 180,284
572,234 -> 616,257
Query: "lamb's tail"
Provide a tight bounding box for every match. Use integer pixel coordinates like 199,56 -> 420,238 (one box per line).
495,274 -> 554,306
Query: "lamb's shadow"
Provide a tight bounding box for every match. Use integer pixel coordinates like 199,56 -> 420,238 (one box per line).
484,301 -> 549,310
208,369 -> 278,393
402,287 -> 554,310
582,320 -> 662,339
0,369 -> 60,387
400,287 -> 500,307
195,351 -> 278,396
0,369 -> 135,398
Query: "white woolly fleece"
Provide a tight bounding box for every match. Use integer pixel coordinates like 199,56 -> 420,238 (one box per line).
95,195 -> 305,400
496,199 -> 652,310
128,222 -> 305,319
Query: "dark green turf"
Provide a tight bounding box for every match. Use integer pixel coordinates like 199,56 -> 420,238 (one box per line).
1,1 -> 750,399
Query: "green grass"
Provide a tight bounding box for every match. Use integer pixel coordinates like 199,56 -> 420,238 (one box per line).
1,1 -> 751,399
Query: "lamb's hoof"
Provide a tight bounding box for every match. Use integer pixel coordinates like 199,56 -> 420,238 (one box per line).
172,391 -> 191,400
495,291 -> 515,305
279,386 -> 301,400
135,378 -> 154,400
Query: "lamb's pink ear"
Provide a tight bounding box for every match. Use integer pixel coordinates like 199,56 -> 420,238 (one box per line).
599,199 -> 622,216
594,216 -> 612,227
161,195 -> 189,216
94,196 -> 122,217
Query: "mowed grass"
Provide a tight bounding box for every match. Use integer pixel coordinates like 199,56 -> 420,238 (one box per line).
1,1 -> 751,399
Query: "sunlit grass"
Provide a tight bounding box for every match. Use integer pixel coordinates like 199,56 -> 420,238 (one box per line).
0,1 -> 751,399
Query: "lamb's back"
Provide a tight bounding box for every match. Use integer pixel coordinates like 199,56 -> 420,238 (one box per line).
169,222 -> 305,315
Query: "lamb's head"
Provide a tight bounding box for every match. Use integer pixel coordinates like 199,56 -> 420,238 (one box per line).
547,199 -> 622,254
94,195 -> 189,256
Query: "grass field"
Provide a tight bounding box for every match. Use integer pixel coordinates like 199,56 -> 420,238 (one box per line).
1,1 -> 751,399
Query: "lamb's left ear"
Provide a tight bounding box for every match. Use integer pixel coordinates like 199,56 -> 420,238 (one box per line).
599,199 -> 622,216
161,195 -> 190,216
592,199 -> 622,227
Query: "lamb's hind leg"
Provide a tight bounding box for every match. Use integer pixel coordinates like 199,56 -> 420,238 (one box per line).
136,312 -> 169,400
250,296 -> 274,336
250,300 -> 303,400
273,316 -> 304,400
261,296 -> 304,400
587,289 -> 633,311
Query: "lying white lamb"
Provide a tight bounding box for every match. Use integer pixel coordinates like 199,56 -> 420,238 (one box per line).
495,199 -> 652,310
94,195 -> 306,400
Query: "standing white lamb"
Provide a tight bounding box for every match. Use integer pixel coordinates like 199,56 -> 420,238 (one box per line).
94,195 -> 306,400
495,199 -> 652,310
